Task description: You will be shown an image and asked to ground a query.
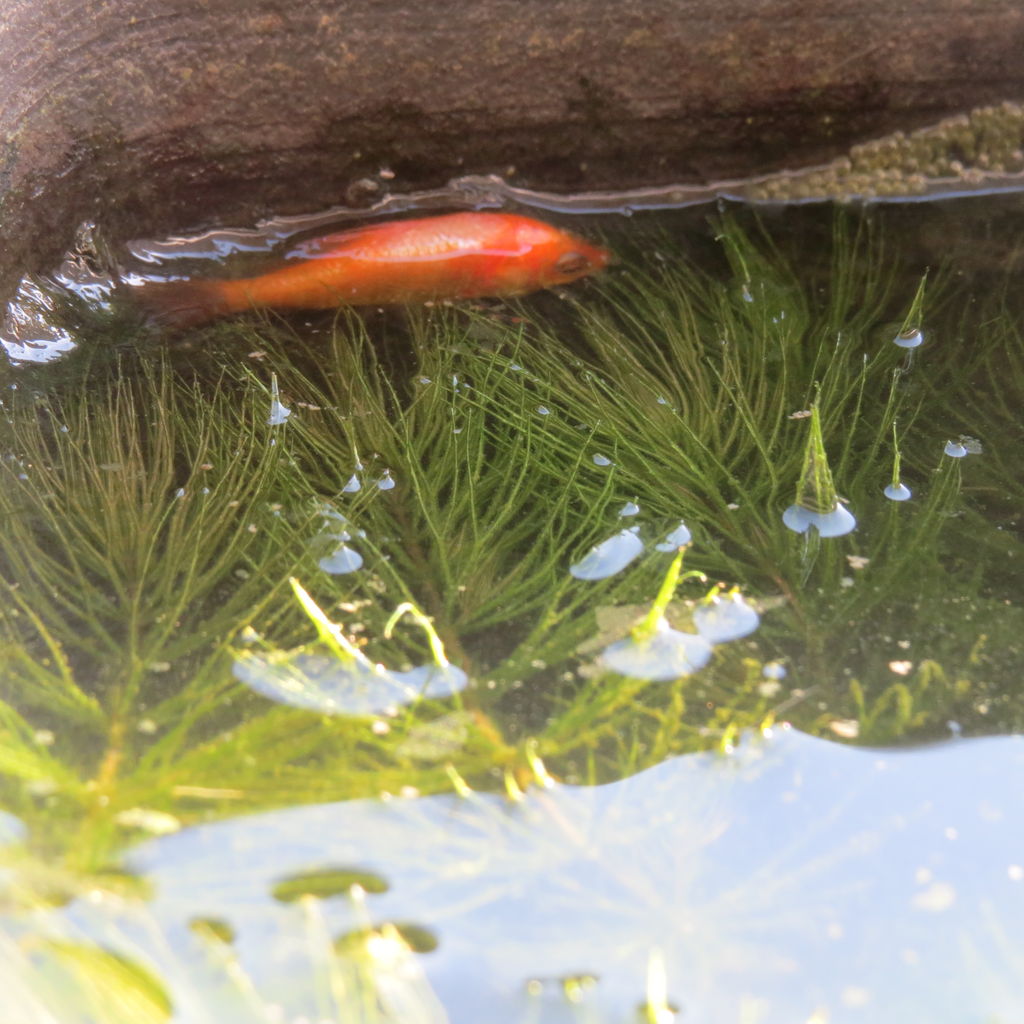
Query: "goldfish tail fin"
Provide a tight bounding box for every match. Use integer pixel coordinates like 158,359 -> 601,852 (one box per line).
131,278 -> 234,329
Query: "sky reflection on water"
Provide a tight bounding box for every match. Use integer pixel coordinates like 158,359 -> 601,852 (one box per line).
54,726 -> 1019,1024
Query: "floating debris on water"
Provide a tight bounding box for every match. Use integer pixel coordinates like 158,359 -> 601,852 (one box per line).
569,527 -> 643,580
267,374 -> 291,426
655,521 -> 692,552
693,591 -> 760,643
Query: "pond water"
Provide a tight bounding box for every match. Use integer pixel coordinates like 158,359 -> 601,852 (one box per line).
0,188 -> 1023,1023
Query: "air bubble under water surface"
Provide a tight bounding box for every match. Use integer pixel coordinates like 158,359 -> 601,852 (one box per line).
692,593 -> 760,643
884,482 -> 913,501
569,527 -> 643,581
893,327 -> 924,349
267,375 -> 291,426
655,521 -> 692,552
318,543 -> 364,575
600,619 -> 713,681
782,502 -> 858,538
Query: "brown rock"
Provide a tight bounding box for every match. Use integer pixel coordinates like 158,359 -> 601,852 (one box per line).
1,0 -> 1023,278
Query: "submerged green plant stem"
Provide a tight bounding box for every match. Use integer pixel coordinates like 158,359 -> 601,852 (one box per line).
0,207 -> 1021,892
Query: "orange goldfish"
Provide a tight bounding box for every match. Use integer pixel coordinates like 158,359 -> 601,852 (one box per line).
133,211 -> 610,327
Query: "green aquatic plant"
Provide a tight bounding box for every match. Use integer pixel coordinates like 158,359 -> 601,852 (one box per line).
2,202 -> 1024,1022
0,206 -> 1022,895
14,726 -> 1019,1024
781,403 -> 857,537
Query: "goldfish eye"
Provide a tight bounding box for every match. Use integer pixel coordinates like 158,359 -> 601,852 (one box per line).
555,251 -> 590,276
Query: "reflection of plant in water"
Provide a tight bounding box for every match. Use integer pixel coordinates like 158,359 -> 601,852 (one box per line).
10,726 -> 1022,1024
1,210 -> 1023,941
0,869 -> 448,1024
